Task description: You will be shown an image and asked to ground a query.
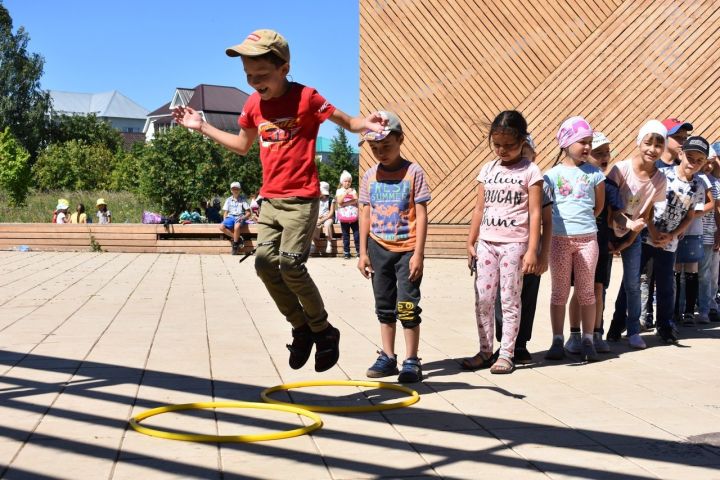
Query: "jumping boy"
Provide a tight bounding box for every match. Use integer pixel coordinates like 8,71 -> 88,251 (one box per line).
173,29 -> 384,372
357,111 -> 431,383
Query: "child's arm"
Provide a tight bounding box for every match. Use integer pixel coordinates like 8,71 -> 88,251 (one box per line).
329,109 -> 385,133
702,188 -> 714,214
173,106 -> 258,155
538,202 -> 552,274
593,182 -> 605,218
466,184 -> 485,272
523,182 -> 542,274
409,202 -> 428,282
357,203 -> 373,278
662,211 -> 697,247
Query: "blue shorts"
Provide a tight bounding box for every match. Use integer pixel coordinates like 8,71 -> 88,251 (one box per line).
223,216 -> 244,229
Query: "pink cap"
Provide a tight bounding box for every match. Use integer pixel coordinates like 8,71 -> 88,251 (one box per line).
556,116 -> 593,149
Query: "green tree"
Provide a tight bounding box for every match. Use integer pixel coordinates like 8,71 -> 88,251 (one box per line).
110,141 -> 145,192
225,141 -> 262,197
0,127 -> 31,205
47,113 -> 124,153
33,140 -> 117,191
328,125 -> 357,180
0,3 -> 50,158
138,127 -> 252,215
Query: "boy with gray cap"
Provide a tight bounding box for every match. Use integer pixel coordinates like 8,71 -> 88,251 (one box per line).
173,29 -> 385,372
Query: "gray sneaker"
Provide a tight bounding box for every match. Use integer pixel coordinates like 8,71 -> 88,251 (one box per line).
581,337 -> 600,362
593,332 -> 611,353
545,337 -> 565,360
564,332 -> 582,354
628,333 -> 647,350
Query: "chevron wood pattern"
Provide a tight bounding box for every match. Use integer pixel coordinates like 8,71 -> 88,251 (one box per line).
360,0 -> 720,226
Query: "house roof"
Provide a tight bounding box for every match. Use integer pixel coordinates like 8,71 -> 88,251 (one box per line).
50,90 -> 148,119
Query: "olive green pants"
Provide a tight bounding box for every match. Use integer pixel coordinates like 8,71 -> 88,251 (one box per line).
254,197 -> 328,332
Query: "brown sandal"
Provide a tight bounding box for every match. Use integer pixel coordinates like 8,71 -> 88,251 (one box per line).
460,352 -> 494,371
490,357 -> 515,375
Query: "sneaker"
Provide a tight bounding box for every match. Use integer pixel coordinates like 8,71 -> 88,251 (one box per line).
682,313 -> 695,326
286,324 -> 313,370
593,332 -> 611,353
325,241 -> 332,254
696,314 -> 710,325
312,324 -> 340,372
709,309 -> 720,322
564,332 -> 582,354
237,236 -> 245,249
310,244 -> 317,255
231,241 -> 240,255
366,351 -> 398,378
545,337 -> 565,360
398,357 -> 422,383
581,337 -> 600,362
628,333 -> 647,350
657,327 -> 678,344
343,253 -> 351,259
513,347 -> 533,364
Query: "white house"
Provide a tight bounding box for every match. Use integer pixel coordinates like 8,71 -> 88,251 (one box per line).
50,90 -> 149,134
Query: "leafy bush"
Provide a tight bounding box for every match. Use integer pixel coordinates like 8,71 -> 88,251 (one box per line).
0,127 -> 32,205
33,140 -> 117,191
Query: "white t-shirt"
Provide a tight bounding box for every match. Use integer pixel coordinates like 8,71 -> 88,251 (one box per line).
97,210 -> 111,224
56,212 -> 67,224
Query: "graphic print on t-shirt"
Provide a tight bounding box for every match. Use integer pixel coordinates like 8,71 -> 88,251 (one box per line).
258,117 -> 300,146
369,180 -> 411,240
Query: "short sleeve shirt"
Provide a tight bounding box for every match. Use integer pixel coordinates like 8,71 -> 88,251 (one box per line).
223,196 -> 250,217
477,158 -> 543,243
238,82 -> 335,199
646,166 -> 706,252
359,160 -> 431,252
607,159 -> 667,237
544,163 -> 605,236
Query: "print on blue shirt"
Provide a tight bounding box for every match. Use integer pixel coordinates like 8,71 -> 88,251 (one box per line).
370,180 -> 411,241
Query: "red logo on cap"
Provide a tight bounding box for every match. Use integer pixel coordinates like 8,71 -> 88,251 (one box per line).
247,33 -> 261,41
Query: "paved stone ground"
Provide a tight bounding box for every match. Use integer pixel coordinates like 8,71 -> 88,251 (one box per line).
0,251 -> 719,479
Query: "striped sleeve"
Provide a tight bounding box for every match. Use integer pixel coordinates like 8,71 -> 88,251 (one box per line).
412,163 -> 431,204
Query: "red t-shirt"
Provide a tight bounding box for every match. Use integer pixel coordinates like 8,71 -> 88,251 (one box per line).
238,83 -> 335,198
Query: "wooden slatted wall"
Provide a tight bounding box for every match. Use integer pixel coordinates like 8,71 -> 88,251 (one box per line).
360,0 -> 720,225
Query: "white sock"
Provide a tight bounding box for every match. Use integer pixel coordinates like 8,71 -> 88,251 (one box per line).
582,333 -> 593,342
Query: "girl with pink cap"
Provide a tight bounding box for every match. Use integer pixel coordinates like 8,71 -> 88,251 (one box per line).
543,116 -> 606,363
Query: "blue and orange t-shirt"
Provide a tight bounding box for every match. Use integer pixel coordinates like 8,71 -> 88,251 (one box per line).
238,82 -> 335,199
359,160 -> 432,252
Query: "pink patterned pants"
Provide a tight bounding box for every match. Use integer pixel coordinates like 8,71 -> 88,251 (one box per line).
550,234 -> 598,306
474,240 -> 527,358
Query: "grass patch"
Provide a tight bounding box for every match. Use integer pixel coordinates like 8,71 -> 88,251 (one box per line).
0,190 -> 161,223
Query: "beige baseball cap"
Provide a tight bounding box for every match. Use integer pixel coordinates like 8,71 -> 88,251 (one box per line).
226,29 -> 290,62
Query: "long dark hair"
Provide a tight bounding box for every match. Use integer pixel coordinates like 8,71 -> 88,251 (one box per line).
487,110 -> 529,147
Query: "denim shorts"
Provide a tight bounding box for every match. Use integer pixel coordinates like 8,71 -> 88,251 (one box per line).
676,235 -> 703,263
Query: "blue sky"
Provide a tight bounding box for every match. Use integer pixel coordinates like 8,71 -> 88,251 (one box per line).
4,0 -> 359,139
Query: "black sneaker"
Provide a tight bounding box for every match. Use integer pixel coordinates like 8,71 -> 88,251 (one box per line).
312,324 -> 340,372
398,357 -> 422,383
366,351 -> 398,378
658,327 -> 678,344
343,253 -> 351,259
231,241 -> 240,255
513,347 -> 532,364
286,324 -> 313,369
682,313 -> 695,326
709,309 -> 720,322
581,338 -> 599,362
237,236 -> 245,249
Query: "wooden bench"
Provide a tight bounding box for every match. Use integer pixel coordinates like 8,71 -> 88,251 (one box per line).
0,223 -> 469,258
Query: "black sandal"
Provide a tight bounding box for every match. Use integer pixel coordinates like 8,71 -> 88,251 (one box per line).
460,352 -> 494,371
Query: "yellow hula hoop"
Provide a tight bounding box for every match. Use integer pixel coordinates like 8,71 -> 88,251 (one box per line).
261,380 -> 420,413
129,401 -> 322,443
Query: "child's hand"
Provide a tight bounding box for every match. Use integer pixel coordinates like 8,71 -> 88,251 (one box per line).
408,254 -> 423,282
627,218 -> 647,232
357,254 -> 374,279
467,244 -> 477,274
536,253 -> 549,275
656,233 -> 673,248
364,111 -> 387,133
522,250 -> 538,275
172,106 -> 203,130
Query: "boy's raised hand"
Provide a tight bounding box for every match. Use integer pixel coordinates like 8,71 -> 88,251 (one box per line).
364,111 -> 387,133
357,254 -> 374,279
172,106 -> 202,131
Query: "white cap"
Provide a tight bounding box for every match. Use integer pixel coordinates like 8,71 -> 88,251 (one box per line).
709,142 -> 720,159
230,181 -> 241,190
592,131 -> 611,150
319,181 -> 330,195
